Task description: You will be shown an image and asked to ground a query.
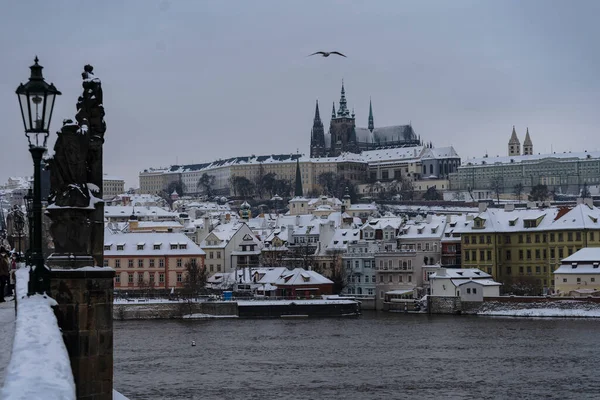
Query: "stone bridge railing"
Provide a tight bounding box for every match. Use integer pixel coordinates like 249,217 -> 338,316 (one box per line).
1,267 -> 76,399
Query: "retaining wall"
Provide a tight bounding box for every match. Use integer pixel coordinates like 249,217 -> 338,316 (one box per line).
113,302 -> 238,320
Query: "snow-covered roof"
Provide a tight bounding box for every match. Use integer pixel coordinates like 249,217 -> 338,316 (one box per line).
361,217 -> 404,231
563,247 -> 600,263
452,279 -> 502,287
135,221 -> 183,228
104,231 -> 205,255
430,268 -> 492,279
104,206 -> 178,219
554,263 -> 600,275
399,215 -> 447,239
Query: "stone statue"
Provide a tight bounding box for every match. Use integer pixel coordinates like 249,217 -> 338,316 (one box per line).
46,65 -> 105,267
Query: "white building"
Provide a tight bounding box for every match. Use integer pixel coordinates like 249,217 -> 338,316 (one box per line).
429,268 -> 501,300
102,175 -> 125,198
554,248 -> 600,296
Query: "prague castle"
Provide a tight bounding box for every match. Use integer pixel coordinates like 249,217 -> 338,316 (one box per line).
310,82 -> 421,158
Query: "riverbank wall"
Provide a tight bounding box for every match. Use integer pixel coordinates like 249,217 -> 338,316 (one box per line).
428,295 -> 600,316
113,302 -> 238,320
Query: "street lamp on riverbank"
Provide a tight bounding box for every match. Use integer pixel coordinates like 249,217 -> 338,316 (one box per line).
16,57 -> 61,295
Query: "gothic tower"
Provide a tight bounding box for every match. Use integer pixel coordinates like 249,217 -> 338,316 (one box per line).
329,81 -> 358,156
310,100 -> 326,158
508,126 -> 521,156
368,98 -> 374,133
523,127 -> 533,155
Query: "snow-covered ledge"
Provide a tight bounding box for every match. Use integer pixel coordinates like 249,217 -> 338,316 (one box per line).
1,267 -> 76,400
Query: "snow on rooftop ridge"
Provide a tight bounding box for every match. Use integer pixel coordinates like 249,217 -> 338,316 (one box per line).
1,267 -> 76,400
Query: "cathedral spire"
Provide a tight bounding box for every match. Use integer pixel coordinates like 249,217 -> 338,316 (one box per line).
368,98 -> 374,132
337,80 -> 349,117
331,102 -> 336,119
294,159 -> 303,197
313,100 -> 321,124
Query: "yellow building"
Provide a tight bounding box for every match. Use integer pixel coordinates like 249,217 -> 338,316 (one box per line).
458,202 -> 600,293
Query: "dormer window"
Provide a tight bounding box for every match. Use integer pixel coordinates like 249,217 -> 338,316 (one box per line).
116,244 -> 125,251
170,244 -> 177,250
137,243 -> 145,250
104,244 -> 112,251
473,218 -> 486,229
179,244 -> 187,250
153,243 -> 162,250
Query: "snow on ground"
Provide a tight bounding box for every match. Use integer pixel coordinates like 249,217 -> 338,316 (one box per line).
113,389 -> 130,400
0,299 -> 15,388
1,267 -> 76,400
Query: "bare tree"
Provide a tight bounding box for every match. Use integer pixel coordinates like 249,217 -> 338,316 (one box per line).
513,183 -> 524,201
183,261 -> 207,299
489,176 -> 503,204
197,173 -> 216,198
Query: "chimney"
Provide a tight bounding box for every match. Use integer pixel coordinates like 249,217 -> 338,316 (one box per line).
478,202 -> 487,213
203,216 -> 210,233
504,203 -> 515,212
426,214 -> 432,224
584,198 -> 594,208
226,213 -> 231,221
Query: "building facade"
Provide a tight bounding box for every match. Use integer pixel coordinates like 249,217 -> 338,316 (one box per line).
102,175 -> 125,198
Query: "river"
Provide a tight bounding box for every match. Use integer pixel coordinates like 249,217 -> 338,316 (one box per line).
114,312 -> 600,399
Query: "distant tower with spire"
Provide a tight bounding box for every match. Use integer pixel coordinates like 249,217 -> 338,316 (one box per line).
294,159 -> 303,197
508,126 -> 521,156
523,128 -> 533,155
328,80 -> 358,156
368,98 -> 374,133
310,100 -> 326,158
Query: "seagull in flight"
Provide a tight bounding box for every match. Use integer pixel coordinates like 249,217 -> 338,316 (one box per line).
308,51 -> 347,58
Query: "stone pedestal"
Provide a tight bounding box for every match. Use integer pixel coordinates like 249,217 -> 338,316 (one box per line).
51,268 -> 115,400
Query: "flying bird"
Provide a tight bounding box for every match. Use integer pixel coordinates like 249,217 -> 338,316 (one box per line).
308,51 -> 347,58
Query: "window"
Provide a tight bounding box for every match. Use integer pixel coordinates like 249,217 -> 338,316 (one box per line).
179,244 -> 187,250
159,273 -> 165,283
550,248 -> 555,259
372,275 -> 375,282
408,275 -> 412,282
480,250 -> 485,262
535,235 -> 540,243
138,273 -> 144,283
210,252 -> 214,259
536,266 -> 541,273
486,236 -> 491,244
117,245 -> 124,251
526,250 -> 531,260
471,250 -> 476,261
505,250 -> 511,261
464,236 -> 470,245
104,245 -> 111,251
153,244 -> 161,250
467,288 -> 471,294
137,244 -> 144,250
519,250 -> 524,260
159,259 -> 165,268
504,236 -> 511,244
115,259 -> 120,268
128,259 -> 134,268
542,234 -> 547,243
567,232 -> 573,242
177,258 -> 182,267
472,288 -> 477,294
365,276 -> 369,283
558,233 -> 563,242
137,259 -> 143,268
506,266 -> 512,274
149,259 -> 155,267
209,265 -> 214,272
128,274 -> 133,283
177,273 -> 183,282
398,275 -> 403,283
355,260 -> 359,268
526,235 -> 531,244
577,277 -> 581,283
217,252 -> 221,259
590,232 -> 595,241
115,275 -> 120,283
103,259 -> 109,267
535,249 -> 541,259
519,266 -> 524,274
559,248 -> 564,258
465,252 -> 470,261
592,278 -> 596,282
487,251 -> 492,261
170,244 -> 177,250
518,235 -> 523,244
379,275 -> 384,283
527,266 -> 532,274
150,274 -> 155,283
576,232 -> 582,241
562,278 -> 567,283
550,233 -> 555,242
479,236 -> 484,244
217,266 -> 221,272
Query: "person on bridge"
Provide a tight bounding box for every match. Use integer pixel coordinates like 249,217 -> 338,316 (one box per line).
0,247 -> 9,302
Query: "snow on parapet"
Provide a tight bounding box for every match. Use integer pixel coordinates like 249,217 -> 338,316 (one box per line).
1,267 -> 76,400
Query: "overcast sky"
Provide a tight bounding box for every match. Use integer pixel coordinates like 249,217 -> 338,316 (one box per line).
1,0 -> 599,188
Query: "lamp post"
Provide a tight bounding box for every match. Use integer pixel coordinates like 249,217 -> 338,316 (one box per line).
16,57 -> 61,295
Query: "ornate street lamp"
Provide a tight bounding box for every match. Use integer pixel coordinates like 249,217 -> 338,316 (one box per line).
16,57 -> 61,295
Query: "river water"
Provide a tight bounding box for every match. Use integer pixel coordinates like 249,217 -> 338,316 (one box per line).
114,312 -> 600,399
